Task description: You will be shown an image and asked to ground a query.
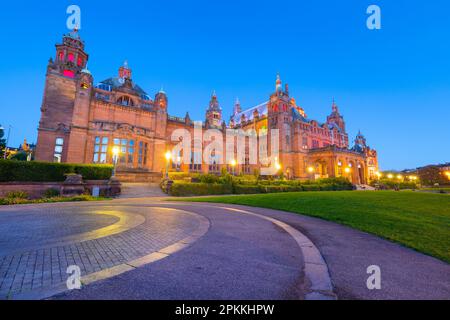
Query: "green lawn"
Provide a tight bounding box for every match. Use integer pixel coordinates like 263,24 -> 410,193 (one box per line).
180,191 -> 450,263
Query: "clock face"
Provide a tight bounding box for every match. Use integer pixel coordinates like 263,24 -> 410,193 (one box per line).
118,77 -> 125,84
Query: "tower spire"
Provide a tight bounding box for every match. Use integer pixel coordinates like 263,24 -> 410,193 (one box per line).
233,97 -> 242,114
275,72 -> 282,92
332,98 -> 338,113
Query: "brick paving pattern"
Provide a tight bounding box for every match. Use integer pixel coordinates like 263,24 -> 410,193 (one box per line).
0,204 -> 200,298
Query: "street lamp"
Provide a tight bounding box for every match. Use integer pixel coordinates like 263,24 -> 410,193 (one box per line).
230,159 -> 237,175
165,150 -> 172,179
111,146 -> 120,177
344,167 -> 351,174
397,174 -> 403,180
387,174 -> 393,179
275,161 -> 282,171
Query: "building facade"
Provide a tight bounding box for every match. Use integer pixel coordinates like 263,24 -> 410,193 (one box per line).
35,30 -> 378,184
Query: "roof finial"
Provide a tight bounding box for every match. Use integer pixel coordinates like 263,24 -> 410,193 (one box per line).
123,60 -> 129,69
212,89 -> 216,98
332,98 -> 338,113
276,72 -> 282,92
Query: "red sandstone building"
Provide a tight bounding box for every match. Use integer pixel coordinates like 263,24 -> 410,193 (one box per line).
35,30 -> 378,184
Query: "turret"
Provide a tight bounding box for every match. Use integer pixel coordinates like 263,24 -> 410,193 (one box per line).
205,91 -> 222,128
326,99 -> 346,133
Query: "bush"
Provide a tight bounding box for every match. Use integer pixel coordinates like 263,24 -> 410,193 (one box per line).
5,191 -> 28,199
371,179 -> 417,190
233,185 -> 262,194
43,188 -> 60,198
169,182 -> 233,196
0,160 -> 113,182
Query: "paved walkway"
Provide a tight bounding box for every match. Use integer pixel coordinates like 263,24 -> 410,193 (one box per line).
118,183 -> 167,198
0,198 -> 449,300
0,203 -> 200,298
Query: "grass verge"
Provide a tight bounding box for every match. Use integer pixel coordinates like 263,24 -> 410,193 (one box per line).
177,191 -> 450,263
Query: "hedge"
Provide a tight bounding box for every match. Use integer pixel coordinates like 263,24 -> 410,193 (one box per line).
0,160 -> 113,182
169,182 -> 233,196
168,181 -> 352,196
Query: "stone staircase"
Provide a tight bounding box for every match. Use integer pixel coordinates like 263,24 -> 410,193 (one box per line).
118,183 -> 167,198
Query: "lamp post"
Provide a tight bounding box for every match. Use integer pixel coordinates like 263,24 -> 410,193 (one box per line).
230,159 -> 237,176
275,161 -> 282,179
111,146 -> 120,177
176,156 -> 181,172
165,151 -> 172,179
307,166 -> 315,180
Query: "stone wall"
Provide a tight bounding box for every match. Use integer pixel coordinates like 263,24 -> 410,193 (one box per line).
0,180 -> 120,199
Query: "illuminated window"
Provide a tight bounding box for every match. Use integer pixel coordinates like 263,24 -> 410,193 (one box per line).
312,140 -> 319,148
58,51 -> 64,61
68,53 -> 74,62
93,136 -> 108,163
113,138 -> 134,165
63,70 -> 75,78
189,152 -> 202,171
54,138 -> 64,163
77,57 -> 83,67
138,141 -> 148,167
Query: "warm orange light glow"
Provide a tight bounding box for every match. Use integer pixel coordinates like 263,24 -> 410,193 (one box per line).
387,174 -> 393,179
344,167 -> 351,173
275,162 -> 282,171
230,159 -> 237,167
307,166 -> 314,173
165,151 -> 172,161
397,174 -> 403,180
112,146 -> 120,156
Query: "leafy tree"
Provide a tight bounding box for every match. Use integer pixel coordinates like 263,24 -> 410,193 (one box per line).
418,166 -> 448,186
9,151 -> 28,161
0,125 -> 6,158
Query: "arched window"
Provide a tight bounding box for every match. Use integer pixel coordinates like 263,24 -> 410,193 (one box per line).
117,96 -> 134,107
58,51 -> 64,61
77,57 -> 83,66
67,53 -> 74,62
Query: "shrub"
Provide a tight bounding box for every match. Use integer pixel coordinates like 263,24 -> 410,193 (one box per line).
169,182 -> 232,196
372,180 -> 417,190
197,174 -> 221,184
302,184 -> 321,191
43,188 -> 60,198
233,185 -> 262,194
0,160 -> 113,182
5,191 -> 28,199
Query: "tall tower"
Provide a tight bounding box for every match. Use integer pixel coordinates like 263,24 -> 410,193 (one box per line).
353,130 -> 367,152
35,29 -> 90,163
326,99 -> 346,133
205,91 -> 222,128
267,74 -> 292,162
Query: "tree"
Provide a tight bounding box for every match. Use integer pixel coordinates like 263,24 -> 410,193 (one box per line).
418,166 -> 448,186
0,125 -> 6,158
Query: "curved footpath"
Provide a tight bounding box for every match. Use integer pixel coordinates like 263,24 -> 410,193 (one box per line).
0,198 -> 448,300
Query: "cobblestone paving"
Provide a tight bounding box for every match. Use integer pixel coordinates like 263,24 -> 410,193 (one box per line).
0,204 -> 200,298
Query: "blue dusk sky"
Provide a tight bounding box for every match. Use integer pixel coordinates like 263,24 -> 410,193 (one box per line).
0,0 -> 449,170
